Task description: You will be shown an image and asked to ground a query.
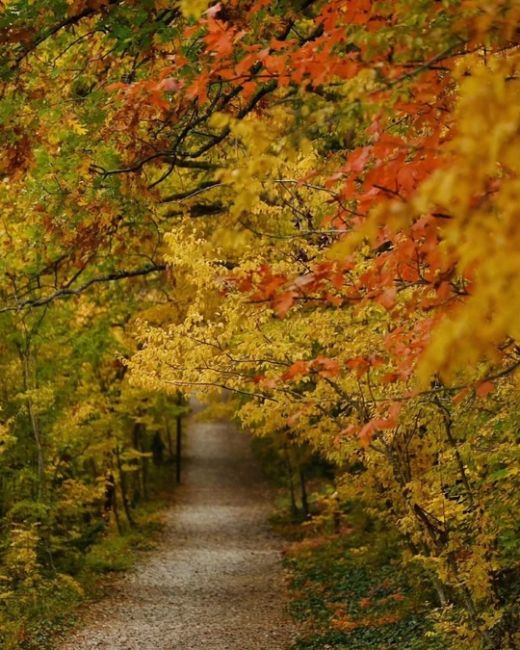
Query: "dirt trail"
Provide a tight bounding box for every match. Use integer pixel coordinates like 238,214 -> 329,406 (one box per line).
61,415 -> 297,650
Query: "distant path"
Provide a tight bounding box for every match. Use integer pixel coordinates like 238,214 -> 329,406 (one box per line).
61,414 -> 296,650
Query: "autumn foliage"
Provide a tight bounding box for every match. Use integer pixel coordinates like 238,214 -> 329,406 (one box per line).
0,0 -> 519,647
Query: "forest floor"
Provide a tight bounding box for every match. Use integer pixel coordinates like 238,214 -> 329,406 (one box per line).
60,413 -> 297,650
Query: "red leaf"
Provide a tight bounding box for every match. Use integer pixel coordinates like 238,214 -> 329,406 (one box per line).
311,356 -> 340,378
359,416 -> 396,447
476,381 -> 494,398
282,360 -> 310,381
106,82 -> 128,92
346,356 -> 369,377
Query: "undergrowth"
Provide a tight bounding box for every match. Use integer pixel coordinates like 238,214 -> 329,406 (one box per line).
285,532 -> 449,650
270,493 -> 452,650
0,464 -> 176,650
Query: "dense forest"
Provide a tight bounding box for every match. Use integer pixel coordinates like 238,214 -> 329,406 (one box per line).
0,0 -> 519,648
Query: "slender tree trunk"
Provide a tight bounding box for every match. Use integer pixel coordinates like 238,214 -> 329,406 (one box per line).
132,422 -> 149,501
115,446 -> 135,528
19,341 -> 56,570
142,448 -> 149,500
166,419 -> 174,461
299,467 -> 309,517
111,475 -> 123,534
434,399 -> 474,507
333,492 -> 341,534
283,445 -> 298,517
386,440 -> 451,608
20,348 -> 45,500
176,415 -> 182,484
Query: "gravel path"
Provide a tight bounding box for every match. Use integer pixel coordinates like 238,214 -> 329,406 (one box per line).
61,415 -> 297,650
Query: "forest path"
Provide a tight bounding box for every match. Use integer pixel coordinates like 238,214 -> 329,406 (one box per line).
61,413 -> 296,650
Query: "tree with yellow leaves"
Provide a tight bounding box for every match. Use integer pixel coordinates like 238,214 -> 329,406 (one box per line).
0,0 -> 518,647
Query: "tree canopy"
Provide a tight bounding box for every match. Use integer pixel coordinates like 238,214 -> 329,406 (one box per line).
0,0 -> 519,647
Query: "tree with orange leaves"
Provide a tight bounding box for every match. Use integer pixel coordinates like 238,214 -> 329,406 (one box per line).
0,0 -> 519,646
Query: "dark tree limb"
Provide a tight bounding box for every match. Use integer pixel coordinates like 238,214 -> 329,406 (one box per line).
0,264 -> 166,313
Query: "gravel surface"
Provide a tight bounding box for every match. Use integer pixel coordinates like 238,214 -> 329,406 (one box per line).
61,415 -> 297,650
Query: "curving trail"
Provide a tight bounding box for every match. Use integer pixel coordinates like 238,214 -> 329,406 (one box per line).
61,415 -> 296,650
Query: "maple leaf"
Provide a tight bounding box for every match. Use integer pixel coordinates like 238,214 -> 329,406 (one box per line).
204,18 -> 236,58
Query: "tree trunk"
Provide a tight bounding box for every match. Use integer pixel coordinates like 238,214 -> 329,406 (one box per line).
166,419 -> 174,461
176,415 -> 182,484
20,348 -> 45,500
299,467 -> 309,517
132,422 -> 149,501
115,446 -> 135,528
283,445 -> 298,517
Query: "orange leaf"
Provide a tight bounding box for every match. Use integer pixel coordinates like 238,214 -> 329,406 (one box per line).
282,360 -> 309,381
273,290 -> 296,317
452,386 -> 470,404
311,356 -> 340,378
476,381 -> 494,398
377,287 -> 397,310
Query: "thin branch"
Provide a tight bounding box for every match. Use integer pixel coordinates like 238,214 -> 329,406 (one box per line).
162,378 -> 276,402
0,264 -> 166,313
160,181 -> 222,204
371,359 -> 520,404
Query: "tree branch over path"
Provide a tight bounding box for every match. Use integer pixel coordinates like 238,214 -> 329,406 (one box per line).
8,0 -> 121,69
94,6 -> 323,185
0,264 -> 166,313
